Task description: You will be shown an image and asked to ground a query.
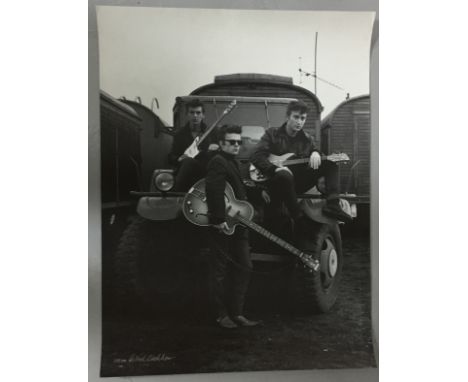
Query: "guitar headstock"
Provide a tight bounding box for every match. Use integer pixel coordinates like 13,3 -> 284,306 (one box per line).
327,152 -> 350,163
300,253 -> 320,272
223,100 -> 238,115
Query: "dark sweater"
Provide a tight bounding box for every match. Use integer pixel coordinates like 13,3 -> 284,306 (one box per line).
250,123 -> 318,177
205,151 -> 247,225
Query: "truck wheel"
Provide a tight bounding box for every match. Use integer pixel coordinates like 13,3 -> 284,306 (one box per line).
293,221 -> 343,313
113,216 -> 198,315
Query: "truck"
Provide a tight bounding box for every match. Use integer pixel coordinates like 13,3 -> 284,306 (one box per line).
113,74 -> 357,315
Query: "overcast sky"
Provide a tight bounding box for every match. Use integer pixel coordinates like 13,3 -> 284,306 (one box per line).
97,7 -> 374,123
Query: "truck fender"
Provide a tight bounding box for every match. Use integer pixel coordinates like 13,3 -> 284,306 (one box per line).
137,196 -> 183,221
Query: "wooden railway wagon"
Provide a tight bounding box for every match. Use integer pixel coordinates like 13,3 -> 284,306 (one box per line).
320,95 -> 371,200
100,91 -> 144,290
190,73 -> 324,147
100,90 -> 142,207
120,100 -> 172,191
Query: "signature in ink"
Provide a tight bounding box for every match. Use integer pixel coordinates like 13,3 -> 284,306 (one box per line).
113,353 -> 175,364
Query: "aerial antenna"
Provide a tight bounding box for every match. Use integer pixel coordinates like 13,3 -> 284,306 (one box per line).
299,57 -> 303,84
298,68 -> 348,98
298,31 -> 349,99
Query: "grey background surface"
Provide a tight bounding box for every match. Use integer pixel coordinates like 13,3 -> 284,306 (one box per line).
88,1 -> 379,381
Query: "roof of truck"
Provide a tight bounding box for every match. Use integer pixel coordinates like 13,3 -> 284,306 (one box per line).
176,95 -> 298,104
214,73 -> 293,84
190,73 -> 323,112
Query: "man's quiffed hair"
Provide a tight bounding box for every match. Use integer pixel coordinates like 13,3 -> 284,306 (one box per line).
185,99 -> 205,113
217,124 -> 242,141
286,100 -> 309,116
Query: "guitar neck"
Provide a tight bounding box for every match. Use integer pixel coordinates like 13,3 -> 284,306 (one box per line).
281,154 -> 341,166
235,215 -> 304,259
197,108 -> 233,148
280,158 -> 310,166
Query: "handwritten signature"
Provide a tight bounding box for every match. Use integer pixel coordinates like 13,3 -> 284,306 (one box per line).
113,353 -> 175,364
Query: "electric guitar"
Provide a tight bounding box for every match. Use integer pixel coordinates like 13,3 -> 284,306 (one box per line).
249,152 -> 350,182
183,100 -> 238,159
182,179 -> 320,272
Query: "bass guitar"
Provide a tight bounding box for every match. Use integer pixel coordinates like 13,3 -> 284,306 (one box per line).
249,152 -> 350,182
183,100 -> 238,159
182,179 -> 320,272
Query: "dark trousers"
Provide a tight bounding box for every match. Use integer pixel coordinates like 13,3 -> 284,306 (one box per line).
173,157 -> 205,191
268,161 -> 340,218
208,227 -> 252,318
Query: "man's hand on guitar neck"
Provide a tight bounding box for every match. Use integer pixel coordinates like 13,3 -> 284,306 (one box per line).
309,151 -> 321,170
182,140 -> 219,161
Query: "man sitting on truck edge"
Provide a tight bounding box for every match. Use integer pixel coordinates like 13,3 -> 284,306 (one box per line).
250,100 -> 352,223
169,99 -> 219,191
205,124 -> 260,329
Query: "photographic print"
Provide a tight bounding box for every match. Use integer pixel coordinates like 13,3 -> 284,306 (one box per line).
97,6 -> 376,377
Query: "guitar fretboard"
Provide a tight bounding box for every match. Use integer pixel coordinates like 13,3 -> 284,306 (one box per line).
235,214 -> 305,259
275,158 -> 310,166
273,154 -> 346,167
196,101 -> 236,148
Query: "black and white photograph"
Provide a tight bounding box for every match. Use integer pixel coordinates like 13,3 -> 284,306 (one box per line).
96,6 -> 376,378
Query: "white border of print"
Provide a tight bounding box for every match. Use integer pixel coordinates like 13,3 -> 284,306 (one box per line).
89,1 -> 378,381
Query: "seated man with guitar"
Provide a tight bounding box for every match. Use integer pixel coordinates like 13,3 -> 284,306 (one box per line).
169,99 -> 220,191
204,124 -> 260,329
250,100 -> 352,223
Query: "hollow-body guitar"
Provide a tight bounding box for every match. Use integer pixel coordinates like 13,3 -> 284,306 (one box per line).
182,179 -> 320,272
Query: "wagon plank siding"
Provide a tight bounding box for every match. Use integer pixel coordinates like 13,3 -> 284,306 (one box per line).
321,95 -> 370,197
120,100 -> 173,191
100,91 -> 142,204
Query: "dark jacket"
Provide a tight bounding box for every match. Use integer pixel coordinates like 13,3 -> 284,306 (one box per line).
206,151 -> 247,225
250,123 -> 318,177
168,122 -> 218,165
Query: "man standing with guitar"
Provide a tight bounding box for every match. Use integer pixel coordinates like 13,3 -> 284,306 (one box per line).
169,99 -> 219,191
250,100 -> 352,223
205,124 -> 260,329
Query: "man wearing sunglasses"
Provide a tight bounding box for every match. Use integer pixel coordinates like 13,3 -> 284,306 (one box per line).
251,100 -> 352,224
205,124 -> 260,329
169,99 -> 219,191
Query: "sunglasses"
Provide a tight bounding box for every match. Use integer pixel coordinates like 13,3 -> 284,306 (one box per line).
224,139 -> 243,146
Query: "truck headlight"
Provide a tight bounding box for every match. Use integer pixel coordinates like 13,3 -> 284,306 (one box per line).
154,170 -> 175,191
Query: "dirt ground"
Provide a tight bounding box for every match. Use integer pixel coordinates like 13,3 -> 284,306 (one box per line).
100,223 -> 376,377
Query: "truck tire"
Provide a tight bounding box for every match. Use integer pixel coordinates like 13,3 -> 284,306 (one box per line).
113,216 -> 199,315
293,220 -> 343,313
